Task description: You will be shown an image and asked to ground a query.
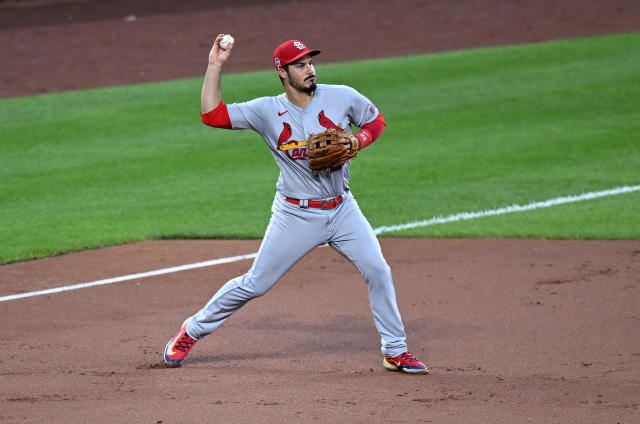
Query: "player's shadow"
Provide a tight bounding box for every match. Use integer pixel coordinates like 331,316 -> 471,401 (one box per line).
186,312 -> 381,364
149,315 -> 440,368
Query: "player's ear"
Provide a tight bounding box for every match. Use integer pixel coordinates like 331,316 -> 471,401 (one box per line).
277,66 -> 288,80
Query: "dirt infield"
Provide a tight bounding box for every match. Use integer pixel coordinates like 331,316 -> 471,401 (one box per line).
2,239 -> 639,423
1,1 -> 639,423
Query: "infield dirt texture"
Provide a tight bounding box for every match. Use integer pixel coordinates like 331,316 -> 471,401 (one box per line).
1,1 -> 639,423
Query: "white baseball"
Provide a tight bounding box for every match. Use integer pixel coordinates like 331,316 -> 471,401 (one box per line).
219,34 -> 234,50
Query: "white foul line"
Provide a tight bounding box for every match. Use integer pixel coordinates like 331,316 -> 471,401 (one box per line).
1,185 -> 638,303
373,184 -> 640,235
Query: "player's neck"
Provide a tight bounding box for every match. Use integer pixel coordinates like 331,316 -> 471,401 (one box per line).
284,86 -> 314,109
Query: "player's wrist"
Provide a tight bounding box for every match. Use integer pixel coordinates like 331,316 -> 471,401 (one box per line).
349,134 -> 360,150
356,129 -> 378,150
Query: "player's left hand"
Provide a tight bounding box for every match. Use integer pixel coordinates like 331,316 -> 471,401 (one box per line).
338,133 -> 359,154
307,130 -> 360,173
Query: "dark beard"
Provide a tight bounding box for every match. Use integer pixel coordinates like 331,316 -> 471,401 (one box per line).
301,81 -> 317,94
287,69 -> 317,94
290,78 -> 316,94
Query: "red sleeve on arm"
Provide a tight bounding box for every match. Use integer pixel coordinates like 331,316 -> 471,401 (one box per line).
200,101 -> 232,129
354,113 -> 386,150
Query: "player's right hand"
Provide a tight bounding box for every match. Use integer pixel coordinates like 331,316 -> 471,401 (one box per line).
208,34 -> 234,65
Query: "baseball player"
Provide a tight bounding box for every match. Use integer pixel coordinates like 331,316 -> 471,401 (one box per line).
163,35 -> 428,374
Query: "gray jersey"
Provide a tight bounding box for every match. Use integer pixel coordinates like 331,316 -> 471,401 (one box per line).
227,84 -> 379,200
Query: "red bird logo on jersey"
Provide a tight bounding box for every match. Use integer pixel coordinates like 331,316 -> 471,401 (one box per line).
318,110 -> 342,131
277,122 -> 307,160
278,122 -> 292,145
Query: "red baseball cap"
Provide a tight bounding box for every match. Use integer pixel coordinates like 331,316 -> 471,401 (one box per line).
273,40 -> 321,69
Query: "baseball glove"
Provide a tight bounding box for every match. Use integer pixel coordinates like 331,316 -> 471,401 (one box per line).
307,130 -> 359,173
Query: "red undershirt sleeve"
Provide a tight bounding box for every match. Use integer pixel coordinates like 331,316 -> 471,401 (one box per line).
354,113 -> 386,150
200,101 -> 232,129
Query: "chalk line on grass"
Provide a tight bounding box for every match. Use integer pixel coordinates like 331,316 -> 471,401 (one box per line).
373,184 -> 640,235
1,185 -> 638,303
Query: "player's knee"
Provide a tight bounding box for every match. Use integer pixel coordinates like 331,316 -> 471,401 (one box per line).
242,276 -> 272,298
250,286 -> 270,297
362,261 -> 392,282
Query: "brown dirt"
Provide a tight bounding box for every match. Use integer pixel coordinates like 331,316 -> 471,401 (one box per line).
2,0 -> 640,98
1,1 -> 639,423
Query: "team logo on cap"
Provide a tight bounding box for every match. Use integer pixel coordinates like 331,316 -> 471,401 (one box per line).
275,58 -> 281,67
293,41 -> 305,49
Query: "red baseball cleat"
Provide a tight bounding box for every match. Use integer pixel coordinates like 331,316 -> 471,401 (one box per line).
164,318 -> 197,367
383,351 -> 429,374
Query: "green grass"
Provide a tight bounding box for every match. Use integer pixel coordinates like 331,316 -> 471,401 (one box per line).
1,32 -> 639,263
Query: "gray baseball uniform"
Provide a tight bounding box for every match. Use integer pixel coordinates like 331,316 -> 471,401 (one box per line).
186,84 -> 408,357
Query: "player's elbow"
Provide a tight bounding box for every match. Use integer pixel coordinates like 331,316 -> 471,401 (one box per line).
200,101 -> 232,129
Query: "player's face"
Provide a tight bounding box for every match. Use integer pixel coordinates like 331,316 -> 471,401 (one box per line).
285,56 -> 316,94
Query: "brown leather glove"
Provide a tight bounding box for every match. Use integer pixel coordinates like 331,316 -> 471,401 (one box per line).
307,130 -> 359,173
